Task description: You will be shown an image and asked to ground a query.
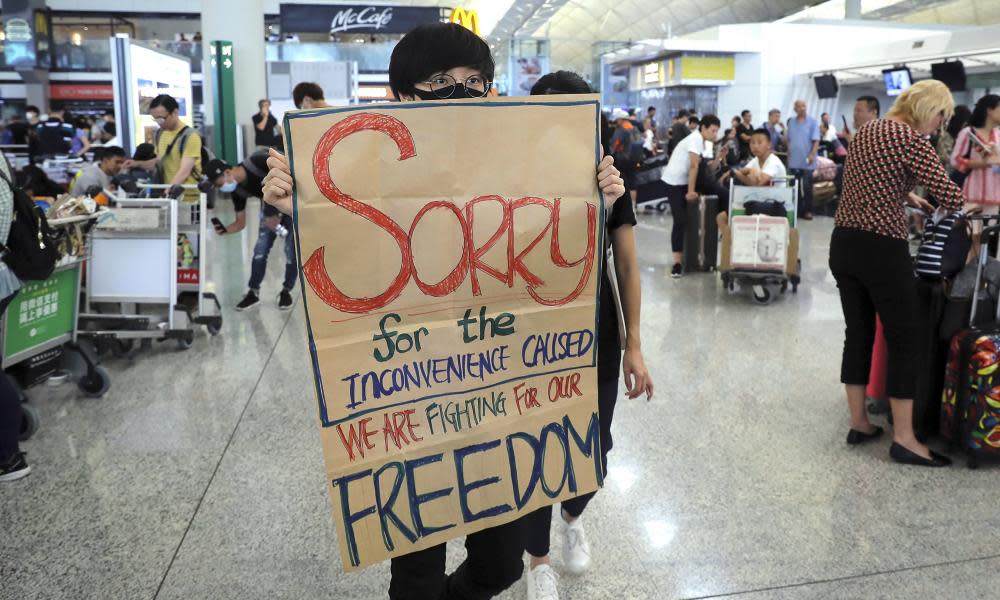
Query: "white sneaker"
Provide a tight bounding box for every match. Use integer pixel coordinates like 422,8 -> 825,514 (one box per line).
562,515 -> 591,575
526,564 -> 560,600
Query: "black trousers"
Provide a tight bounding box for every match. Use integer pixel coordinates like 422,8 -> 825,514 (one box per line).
0,292 -> 20,462
665,162 -> 729,254
388,515 -> 527,600
523,377 -> 619,557
829,227 -> 919,399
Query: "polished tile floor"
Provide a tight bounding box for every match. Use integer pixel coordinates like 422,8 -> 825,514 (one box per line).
2,203 -> 999,600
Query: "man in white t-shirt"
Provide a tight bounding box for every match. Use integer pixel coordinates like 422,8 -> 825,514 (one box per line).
734,128 -> 787,187
662,114 -> 723,278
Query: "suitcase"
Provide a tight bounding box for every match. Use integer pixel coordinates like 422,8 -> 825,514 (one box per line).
867,317 -> 888,404
941,225 -> 1000,468
683,195 -> 719,272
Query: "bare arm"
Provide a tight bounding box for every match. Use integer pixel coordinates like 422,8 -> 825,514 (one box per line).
611,224 -> 653,400
686,151 -> 700,197
255,114 -> 268,131
170,157 -> 196,185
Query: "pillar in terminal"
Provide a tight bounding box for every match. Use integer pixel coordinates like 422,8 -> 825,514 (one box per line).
201,0 -> 267,161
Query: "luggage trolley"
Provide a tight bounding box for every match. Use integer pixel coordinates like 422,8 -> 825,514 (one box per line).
2,212 -> 111,442
718,178 -> 801,305
79,189 -> 221,352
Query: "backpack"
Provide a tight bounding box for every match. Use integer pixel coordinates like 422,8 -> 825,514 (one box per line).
915,209 -> 971,280
612,124 -> 645,166
0,166 -> 59,281
154,126 -> 212,182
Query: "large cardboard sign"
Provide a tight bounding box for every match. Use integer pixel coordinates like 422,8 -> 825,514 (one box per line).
284,95 -> 605,571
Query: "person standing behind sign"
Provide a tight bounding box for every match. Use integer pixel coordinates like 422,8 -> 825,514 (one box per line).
522,70 -> 654,600
260,23 -> 628,600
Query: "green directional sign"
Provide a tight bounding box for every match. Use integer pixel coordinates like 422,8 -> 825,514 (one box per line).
210,40 -> 238,164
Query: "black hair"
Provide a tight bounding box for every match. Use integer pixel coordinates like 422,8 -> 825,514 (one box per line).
389,23 -> 494,100
700,114 -> 721,130
100,145 -> 126,160
530,71 -> 591,95
768,108 -> 780,116
676,109 -> 689,119
741,109 -> 751,117
104,109 -> 115,117
947,105 -> 972,139
970,94 -> 1000,128
751,128 -> 771,140
648,106 -> 656,113
104,122 -> 117,136
258,98 -> 270,109
25,105 -> 39,114
627,108 -> 636,116
74,116 -> 89,130
292,82 -> 325,108
687,116 -> 700,126
149,94 -> 179,113
856,95 -> 881,118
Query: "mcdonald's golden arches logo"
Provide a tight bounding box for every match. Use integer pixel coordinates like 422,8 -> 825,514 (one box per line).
450,8 -> 480,35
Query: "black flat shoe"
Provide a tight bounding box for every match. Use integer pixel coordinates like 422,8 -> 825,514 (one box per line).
846,426 -> 884,445
889,442 -> 952,467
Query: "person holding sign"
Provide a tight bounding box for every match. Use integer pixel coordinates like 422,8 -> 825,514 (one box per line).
522,70 -> 654,600
263,23 -> 627,600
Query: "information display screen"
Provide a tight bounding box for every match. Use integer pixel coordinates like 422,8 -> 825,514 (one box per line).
128,44 -> 193,146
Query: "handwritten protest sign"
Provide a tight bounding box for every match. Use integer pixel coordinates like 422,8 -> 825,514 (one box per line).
284,95 -> 604,571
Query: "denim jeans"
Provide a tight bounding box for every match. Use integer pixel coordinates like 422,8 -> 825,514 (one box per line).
248,213 -> 297,292
790,168 -> 814,215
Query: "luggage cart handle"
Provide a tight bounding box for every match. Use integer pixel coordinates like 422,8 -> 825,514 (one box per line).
969,223 -> 1000,325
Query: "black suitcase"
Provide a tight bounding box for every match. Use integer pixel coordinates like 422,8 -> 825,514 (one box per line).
683,195 -> 719,272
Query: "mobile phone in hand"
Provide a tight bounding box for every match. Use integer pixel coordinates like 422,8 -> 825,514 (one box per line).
211,217 -> 226,235
841,115 -> 850,133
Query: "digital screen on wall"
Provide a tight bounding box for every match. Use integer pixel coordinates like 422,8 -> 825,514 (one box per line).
814,74 -> 838,99
129,44 -> 193,145
882,67 -> 912,97
931,61 -> 966,92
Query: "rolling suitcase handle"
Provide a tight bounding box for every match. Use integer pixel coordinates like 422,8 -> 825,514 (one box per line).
968,223 -> 1000,325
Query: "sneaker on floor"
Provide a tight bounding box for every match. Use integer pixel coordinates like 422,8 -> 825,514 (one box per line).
562,516 -> 591,575
235,291 -> 260,312
0,452 -> 31,482
278,290 -> 294,311
671,263 -> 683,279
526,564 -> 559,600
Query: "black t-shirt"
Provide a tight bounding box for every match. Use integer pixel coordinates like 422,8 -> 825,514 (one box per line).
7,121 -> 30,145
34,119 -> 75,155
598,193 -> 638,381
232,152 -> 277,215
736,122 -> 753,159
252,113 -> 280,147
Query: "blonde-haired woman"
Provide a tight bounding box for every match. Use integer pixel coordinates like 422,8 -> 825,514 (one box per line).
830,80 -> 963,467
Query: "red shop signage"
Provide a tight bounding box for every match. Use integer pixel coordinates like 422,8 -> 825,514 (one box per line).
50,84 -> 114,100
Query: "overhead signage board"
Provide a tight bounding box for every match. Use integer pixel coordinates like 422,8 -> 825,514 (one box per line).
280,3 -> 443,35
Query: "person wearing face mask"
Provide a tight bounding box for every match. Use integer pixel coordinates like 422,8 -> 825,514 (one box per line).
258,22 -> 626,600
124,94 -> 203,202
204,152 -> 295,312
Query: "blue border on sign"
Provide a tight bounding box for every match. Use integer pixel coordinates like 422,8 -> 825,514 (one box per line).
284,98 -> 606,429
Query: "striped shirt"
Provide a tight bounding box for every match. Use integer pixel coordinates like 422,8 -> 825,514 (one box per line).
836,119 -> 964,240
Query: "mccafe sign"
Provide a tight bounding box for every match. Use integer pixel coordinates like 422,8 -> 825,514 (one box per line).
280,3 -> 442,35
